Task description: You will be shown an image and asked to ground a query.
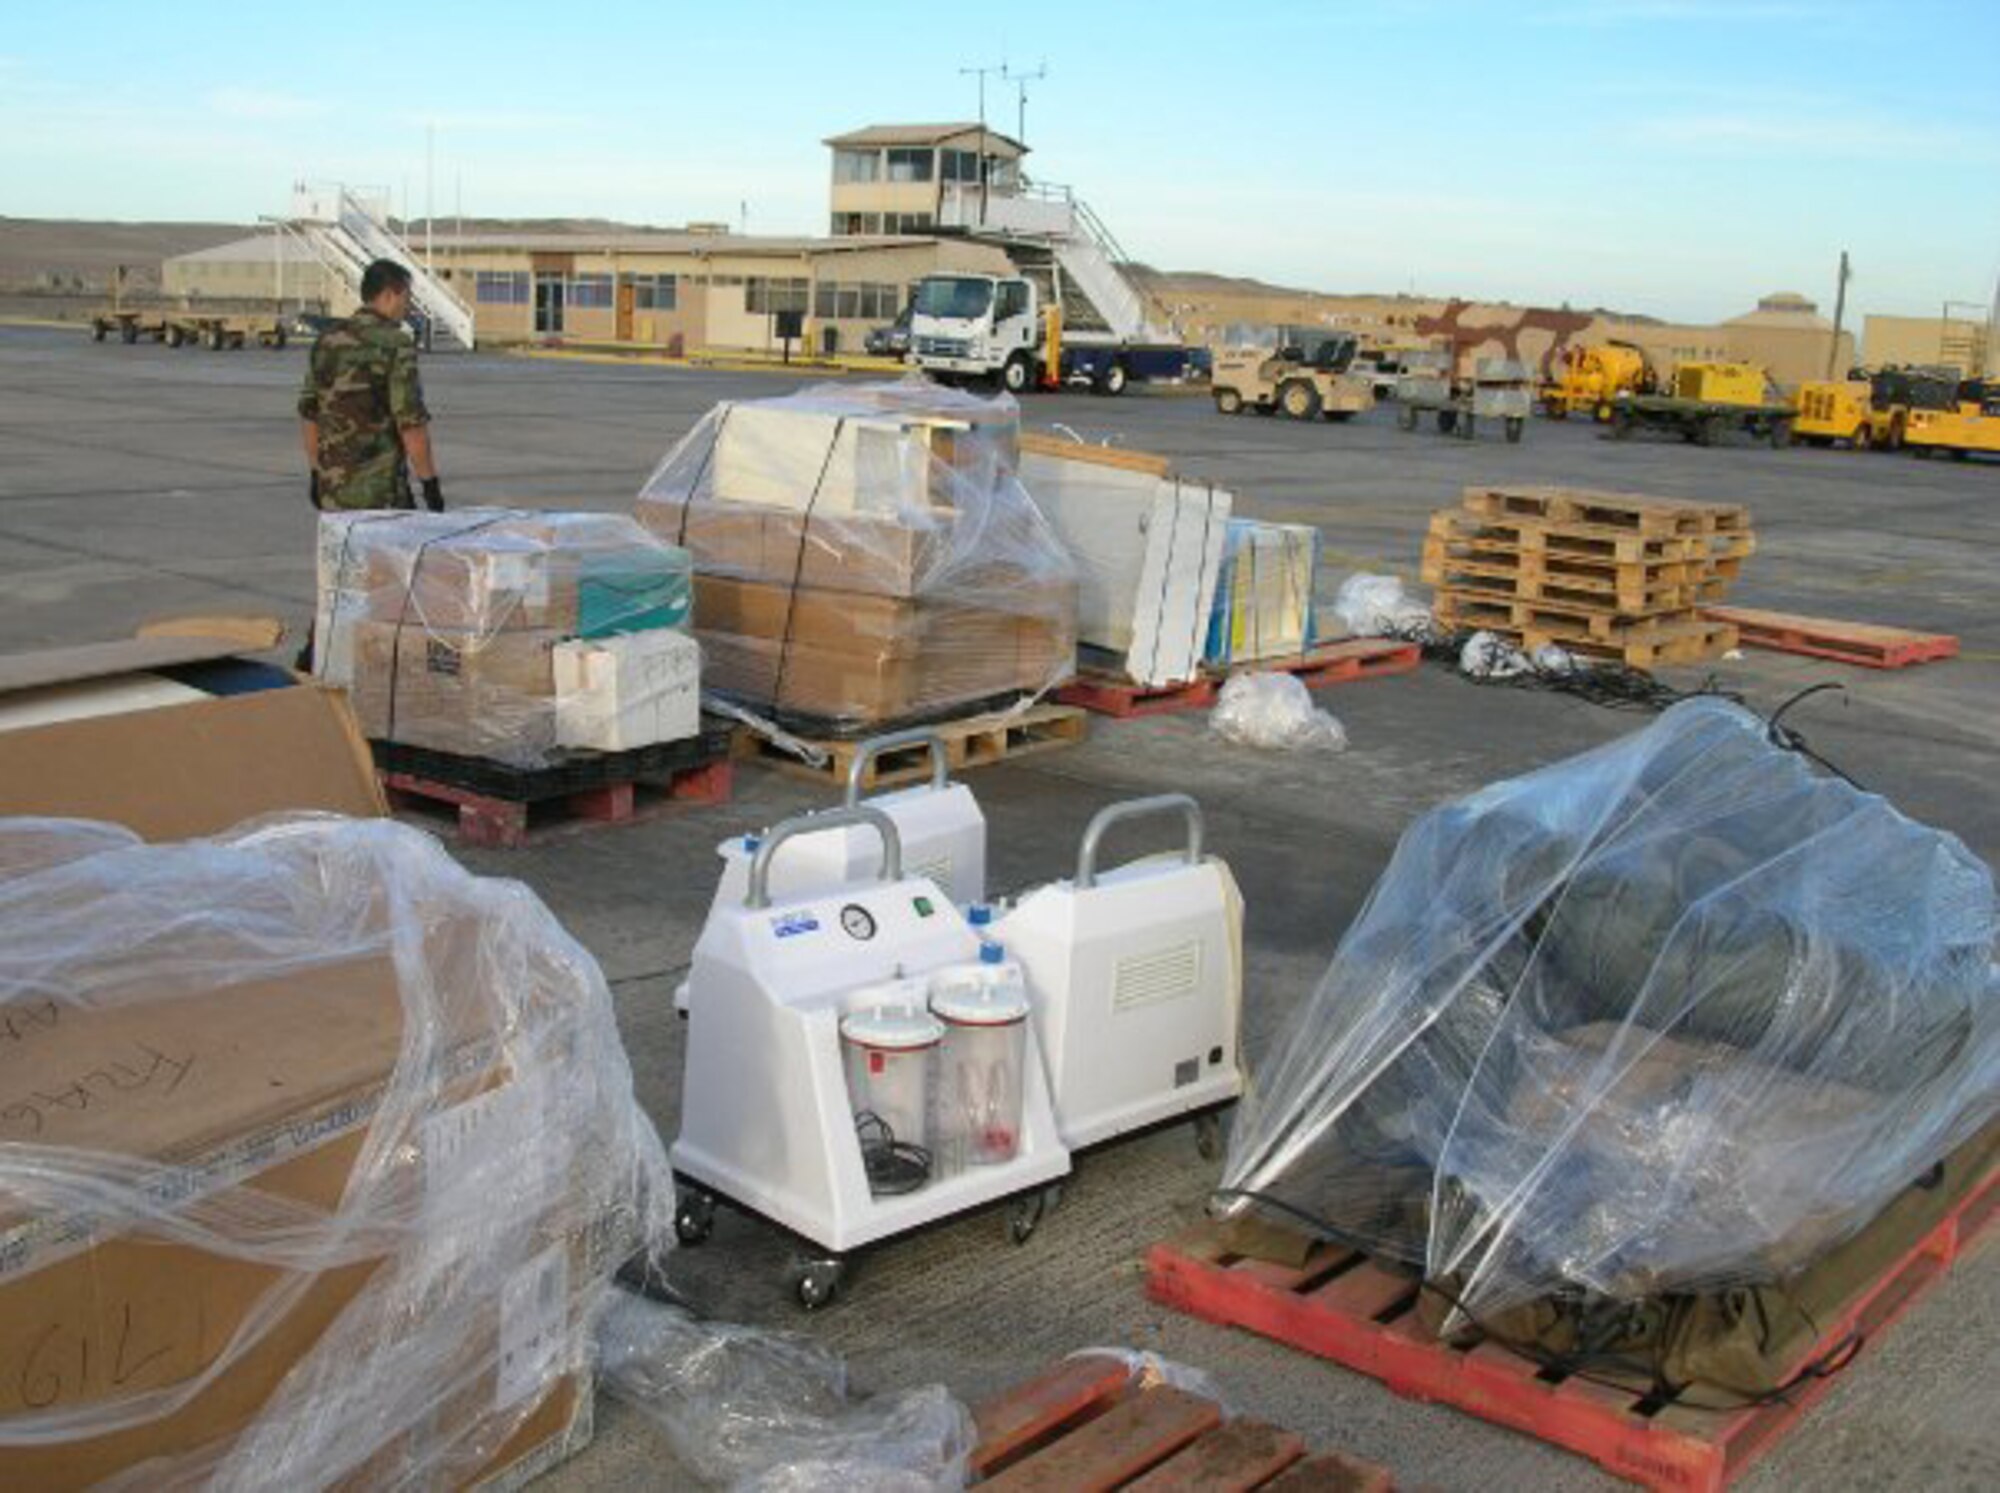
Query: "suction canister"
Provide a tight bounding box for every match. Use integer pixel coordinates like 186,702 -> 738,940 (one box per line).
929,943 -> 1031,1174
839,999 -> 944,1195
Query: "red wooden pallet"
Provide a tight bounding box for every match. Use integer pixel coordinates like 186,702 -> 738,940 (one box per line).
1145,1165 -> 1998,1492
1700,606 -> 1960,670
1056,672 -> 1219,719
382,756 -> 731,848
1216,638 -> 1422,690
969,1353 -> 1392,1491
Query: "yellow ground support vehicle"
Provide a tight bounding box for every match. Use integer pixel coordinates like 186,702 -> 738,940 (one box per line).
1905,383 -> 2000,459
1543,341 -> 1654,420
1792,381 -> 1890,449
1672,362 -> 1770,405
1212,328 -> 1375,421
1609,362 -> 1794,447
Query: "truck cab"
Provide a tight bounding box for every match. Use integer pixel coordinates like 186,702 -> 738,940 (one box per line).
910,273 -> 1042,393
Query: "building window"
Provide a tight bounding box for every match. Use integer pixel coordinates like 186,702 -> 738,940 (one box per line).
813,281 -> 905,320
474,271 -> 529,305
630,273 -> 677,311
887,213 -> 933,234
833,148 -> 882,183
745,276 -> 809,314
886,147 -> 934,183
987,158 -> 1019,191
569,272 -> 613,309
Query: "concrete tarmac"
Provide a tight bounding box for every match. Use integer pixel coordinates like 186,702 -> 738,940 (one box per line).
1,328 -> 1994,1489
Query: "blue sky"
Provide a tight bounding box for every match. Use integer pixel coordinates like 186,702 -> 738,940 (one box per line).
3,1 -> 1995,324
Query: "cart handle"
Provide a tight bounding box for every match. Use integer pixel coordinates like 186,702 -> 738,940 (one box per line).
746,806 -> 903,909
843,728 -> 950,806
1076,794 -> 1205,890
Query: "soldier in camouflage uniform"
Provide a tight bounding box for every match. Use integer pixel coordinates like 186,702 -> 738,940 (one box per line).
298,259 -> 445,511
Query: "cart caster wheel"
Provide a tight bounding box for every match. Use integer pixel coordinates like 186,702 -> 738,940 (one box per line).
792,1258 -> 845,1310
1009,1185 -> 1061,1246
673,1188 -> 716,1246
1194,1112 -> 1223,1161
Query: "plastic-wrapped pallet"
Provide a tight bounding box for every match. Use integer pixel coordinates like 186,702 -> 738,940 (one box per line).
1221,698 -> 1999,1328
0,812 -> 671,1489
636,381 -> 1077,734
1204,520 -> 1319,666
314,509 -> 697,767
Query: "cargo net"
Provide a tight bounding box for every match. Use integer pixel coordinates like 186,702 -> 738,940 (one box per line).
635,379 -> 1078,737
0,814 -> 671,1487
313,509 -> 698,769
1221,698 -> 1999,1330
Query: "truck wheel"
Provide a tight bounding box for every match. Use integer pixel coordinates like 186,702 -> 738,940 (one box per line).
1096,361 -> 1128,396
1610,408 -> 1634,440
204,325 -> 223,350
1457,413 -> 1477,441
271,329 -> 288,350
1001,353 -> 1033,395
1214,388 -> 1244,415
92,320 -> 109,342
1436,409 -> 1457,434
120,321 -> 139,345
1505,416 -> 1525,444
1851,425 -> 1872,452
1280,380 -> 1320,420
164,325 -> 183,348
1397,404 -> 1417,431
1768,419 -> 1791,450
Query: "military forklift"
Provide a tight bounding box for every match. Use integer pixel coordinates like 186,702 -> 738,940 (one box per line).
1212,328 -> 1375,421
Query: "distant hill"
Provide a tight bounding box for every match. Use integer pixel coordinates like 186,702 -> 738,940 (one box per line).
0,217 -> 249,292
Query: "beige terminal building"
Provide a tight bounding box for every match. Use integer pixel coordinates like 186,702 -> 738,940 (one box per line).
163,124 -> 1982,384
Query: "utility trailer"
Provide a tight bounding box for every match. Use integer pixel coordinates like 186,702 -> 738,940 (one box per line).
1394,354 -> 1531,443
1607,361 -> 1793,448
91,308 -> 289,350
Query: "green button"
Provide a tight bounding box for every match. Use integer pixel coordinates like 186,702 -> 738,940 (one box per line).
913,896 -> 935,918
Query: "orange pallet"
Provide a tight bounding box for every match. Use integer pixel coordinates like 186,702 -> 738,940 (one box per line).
1700,606 -> 1960,670
970,1353 -> 1392,1491
1145,1164 -> 1997,1492
1214,638 -> 1422,691
1056,671 -> 1219,719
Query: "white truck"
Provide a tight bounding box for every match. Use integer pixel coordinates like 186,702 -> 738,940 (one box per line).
908,273 -> 1206,397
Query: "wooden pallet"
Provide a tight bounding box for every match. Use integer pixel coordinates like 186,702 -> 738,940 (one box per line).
1433,614 -> 1737,671
1699,606 -> 1961,670
1144,1164 -> 1997,1493
1461,486 -> 1751,538
1429,511 -> 1754,568
1212,638 -> 1423,690
377,729 -> 734,849
737,702 -> 1088,789
1427,564 -> 1725,617
1056,671 -> 1220,719
1434,591 -> 1715,644
970,1353 -> 1392,1491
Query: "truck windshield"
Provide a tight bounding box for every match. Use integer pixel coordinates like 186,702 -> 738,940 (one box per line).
915,278 -> 993,319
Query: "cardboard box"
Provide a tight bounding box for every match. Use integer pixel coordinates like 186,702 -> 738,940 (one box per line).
693,575 -> 1072,723
637,492 -> 949,599
554,629 -> 701,752
0,628 -> 606,1487
344,621 -> 562,764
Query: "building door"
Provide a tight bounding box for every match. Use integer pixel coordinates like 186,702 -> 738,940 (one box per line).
534,273 -> 565,335
616,279 -> 636,341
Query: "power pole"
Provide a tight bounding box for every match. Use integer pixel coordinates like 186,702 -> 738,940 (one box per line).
424,122 -> 436,268
1003,60 -> 1048,148
1826,249 -> 1849,379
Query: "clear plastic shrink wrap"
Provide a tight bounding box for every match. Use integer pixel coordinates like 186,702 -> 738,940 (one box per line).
315,510 -> 698,767
635,380 -> 1077,734
0,814 -> 671,1489
1221,698 -> 1999,1324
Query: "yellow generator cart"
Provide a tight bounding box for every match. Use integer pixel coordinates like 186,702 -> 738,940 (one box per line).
1792,381 -> 1887,449
1905,387 -> 2000,460
1609,362 -> 1794,448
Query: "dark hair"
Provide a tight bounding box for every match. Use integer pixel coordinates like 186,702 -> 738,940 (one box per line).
361,259 -> 413,302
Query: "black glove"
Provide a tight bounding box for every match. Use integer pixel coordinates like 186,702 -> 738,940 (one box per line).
309,470 -> 322,510
420,476 -> 445,513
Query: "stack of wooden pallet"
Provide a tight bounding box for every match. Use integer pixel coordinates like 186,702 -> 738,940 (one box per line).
1422,485 -> 1754,669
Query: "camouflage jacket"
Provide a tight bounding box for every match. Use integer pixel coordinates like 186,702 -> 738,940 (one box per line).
297,309 -> 430,509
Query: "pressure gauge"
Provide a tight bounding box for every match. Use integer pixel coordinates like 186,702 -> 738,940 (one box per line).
839,904 -> 877,941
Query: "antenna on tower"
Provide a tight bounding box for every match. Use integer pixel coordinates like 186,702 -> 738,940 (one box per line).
1002,60 -> 1048,146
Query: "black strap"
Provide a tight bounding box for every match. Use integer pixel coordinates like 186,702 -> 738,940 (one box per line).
768,419 -> 848,717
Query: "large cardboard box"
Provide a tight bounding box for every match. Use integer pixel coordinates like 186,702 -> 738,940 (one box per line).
637,492 -> 948,599
343,621 -> 563,764
693,575 -> 1070,723
0,627 -> 600,1489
